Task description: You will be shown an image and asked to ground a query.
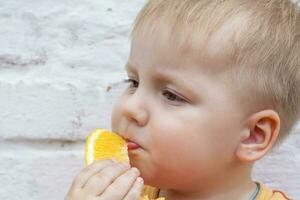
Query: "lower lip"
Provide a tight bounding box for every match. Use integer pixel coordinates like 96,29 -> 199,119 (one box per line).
127,142 -> 141,150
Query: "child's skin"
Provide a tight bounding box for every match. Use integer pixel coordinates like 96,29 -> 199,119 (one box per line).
64,160 -> 144,200
65,15 -> 281,200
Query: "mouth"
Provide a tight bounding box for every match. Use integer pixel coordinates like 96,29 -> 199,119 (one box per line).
125,139 -> 141,150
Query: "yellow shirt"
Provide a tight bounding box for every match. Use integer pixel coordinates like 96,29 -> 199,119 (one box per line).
141,182 -> 291,200
255,182 -> 291,200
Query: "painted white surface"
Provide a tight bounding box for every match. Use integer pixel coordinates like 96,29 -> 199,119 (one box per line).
0,1 -> 299,199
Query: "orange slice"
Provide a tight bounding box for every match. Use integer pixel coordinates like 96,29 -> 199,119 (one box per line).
85,128 -> 129,166
141,196 -> 165,200
85,128 -> 165,200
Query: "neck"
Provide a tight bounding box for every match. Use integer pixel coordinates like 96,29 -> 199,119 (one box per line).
159,164 -> 256,200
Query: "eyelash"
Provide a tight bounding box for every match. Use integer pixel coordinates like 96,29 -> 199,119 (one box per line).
124,78 -> 139,89
124,78 -> 186,103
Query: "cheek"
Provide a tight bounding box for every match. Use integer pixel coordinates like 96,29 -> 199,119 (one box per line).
205,114 -> 242,153
148,112 -> 237,169
149,118 -> 203,169
147,125 -> 210,188
149,113 -> 209,152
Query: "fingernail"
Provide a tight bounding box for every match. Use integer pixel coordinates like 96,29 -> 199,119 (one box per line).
131,167 -> 140,175
137,177 -> 143,183
121,162 -> 130,169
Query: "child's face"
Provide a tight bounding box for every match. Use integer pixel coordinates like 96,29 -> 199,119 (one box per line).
111,27 -> 246,190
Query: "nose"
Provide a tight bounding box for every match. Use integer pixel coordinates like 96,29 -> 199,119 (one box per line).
122,90 -> 149,127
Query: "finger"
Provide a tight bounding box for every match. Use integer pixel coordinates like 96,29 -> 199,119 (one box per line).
71,159 -> 116,189
122,177 -> 144,200
98,167 -> 140,200
83,162 -> 131,196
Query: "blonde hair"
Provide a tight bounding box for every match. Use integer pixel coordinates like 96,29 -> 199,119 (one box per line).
130,0 -> 300,144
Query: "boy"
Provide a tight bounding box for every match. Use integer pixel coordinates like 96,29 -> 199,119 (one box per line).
65,0 -> 299,199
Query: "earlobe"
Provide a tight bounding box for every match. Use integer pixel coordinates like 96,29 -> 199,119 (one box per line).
235,110 -> 280,163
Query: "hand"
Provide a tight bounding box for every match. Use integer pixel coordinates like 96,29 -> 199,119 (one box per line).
65,159 -> 144,200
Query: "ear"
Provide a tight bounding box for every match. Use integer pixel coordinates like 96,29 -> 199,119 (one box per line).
235,110 -> 280,163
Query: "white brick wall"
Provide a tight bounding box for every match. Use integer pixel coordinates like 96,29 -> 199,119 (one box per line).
0,1 -> 299,199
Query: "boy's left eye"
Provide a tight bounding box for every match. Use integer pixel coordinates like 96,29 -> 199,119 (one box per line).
162,89 -> 186,103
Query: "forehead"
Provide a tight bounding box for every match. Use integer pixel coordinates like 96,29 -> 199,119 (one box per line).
129,15 -> 246,75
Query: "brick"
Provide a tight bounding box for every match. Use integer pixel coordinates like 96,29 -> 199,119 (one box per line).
0,80 -> 121,140
0,142 -> 85,200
